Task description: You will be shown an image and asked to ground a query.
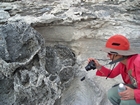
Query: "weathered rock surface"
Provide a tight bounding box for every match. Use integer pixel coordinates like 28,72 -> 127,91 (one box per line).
0,0 -> 140,105
0,0 -> 140,39
0,22 -> 77,105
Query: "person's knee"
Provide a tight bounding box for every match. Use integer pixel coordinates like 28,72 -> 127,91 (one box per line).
107,89 -> 112,100
120,100 -> 139,105
107,87 -> 121,105
120,100 -> 130,105
107,86 -> 120,100
107,88 -> 115,99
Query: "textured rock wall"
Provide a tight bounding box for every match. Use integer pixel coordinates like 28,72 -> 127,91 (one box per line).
0,22 -> 76,105
1,0 -> 138,40
0,0 -> 140,105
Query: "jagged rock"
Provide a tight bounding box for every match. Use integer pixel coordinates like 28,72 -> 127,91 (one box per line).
0,22 -> 77,105
0,21 -> 46,104
0,10 -> 10,23
0,21 -> 45,77
0,0 -> 140,105
0,0 -> 16,2
45,45 -> 76,74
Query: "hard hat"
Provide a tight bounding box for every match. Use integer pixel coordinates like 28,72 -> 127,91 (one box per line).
101,34 -> 137,55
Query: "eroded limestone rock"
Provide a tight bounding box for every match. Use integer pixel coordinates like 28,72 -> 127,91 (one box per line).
0,0 -> 140,105
0,22 -> 77,105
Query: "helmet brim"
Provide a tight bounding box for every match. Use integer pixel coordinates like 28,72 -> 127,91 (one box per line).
101,47 -> 137,56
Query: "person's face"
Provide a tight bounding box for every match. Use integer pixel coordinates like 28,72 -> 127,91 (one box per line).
107,53 -> 122,61
107,53 -> 112,59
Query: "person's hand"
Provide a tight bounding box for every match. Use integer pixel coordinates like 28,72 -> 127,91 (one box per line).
88,58 -> 102,70
119,86 -> 135,100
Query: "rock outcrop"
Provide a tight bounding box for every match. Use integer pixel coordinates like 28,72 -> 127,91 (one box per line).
0,22 -> 77,105
0,0 -> 140,105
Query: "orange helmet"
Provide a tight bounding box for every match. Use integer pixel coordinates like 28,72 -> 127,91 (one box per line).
101,34 -> 137,55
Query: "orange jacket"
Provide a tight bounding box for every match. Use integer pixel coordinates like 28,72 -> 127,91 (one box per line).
96,54 -> 140,103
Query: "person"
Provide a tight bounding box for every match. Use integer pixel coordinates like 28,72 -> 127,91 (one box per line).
88,34 -> 140,105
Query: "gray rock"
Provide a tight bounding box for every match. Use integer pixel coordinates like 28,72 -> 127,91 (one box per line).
0,0 -> 140,105
0,10 -> 10,23
0,22 -> 77,105
0,0 -> 16,2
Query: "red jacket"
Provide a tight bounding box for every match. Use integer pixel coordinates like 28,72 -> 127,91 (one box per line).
96,54 -> 140,103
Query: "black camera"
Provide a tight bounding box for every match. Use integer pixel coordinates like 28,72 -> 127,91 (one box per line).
85,60 -> 96,71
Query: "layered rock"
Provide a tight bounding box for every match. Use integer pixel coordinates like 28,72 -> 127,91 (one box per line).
0,0 -> 140,105
1,0 -> 139,39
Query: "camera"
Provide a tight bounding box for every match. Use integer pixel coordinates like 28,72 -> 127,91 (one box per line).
85,60 -> 96,71
81,60 -> 96,81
